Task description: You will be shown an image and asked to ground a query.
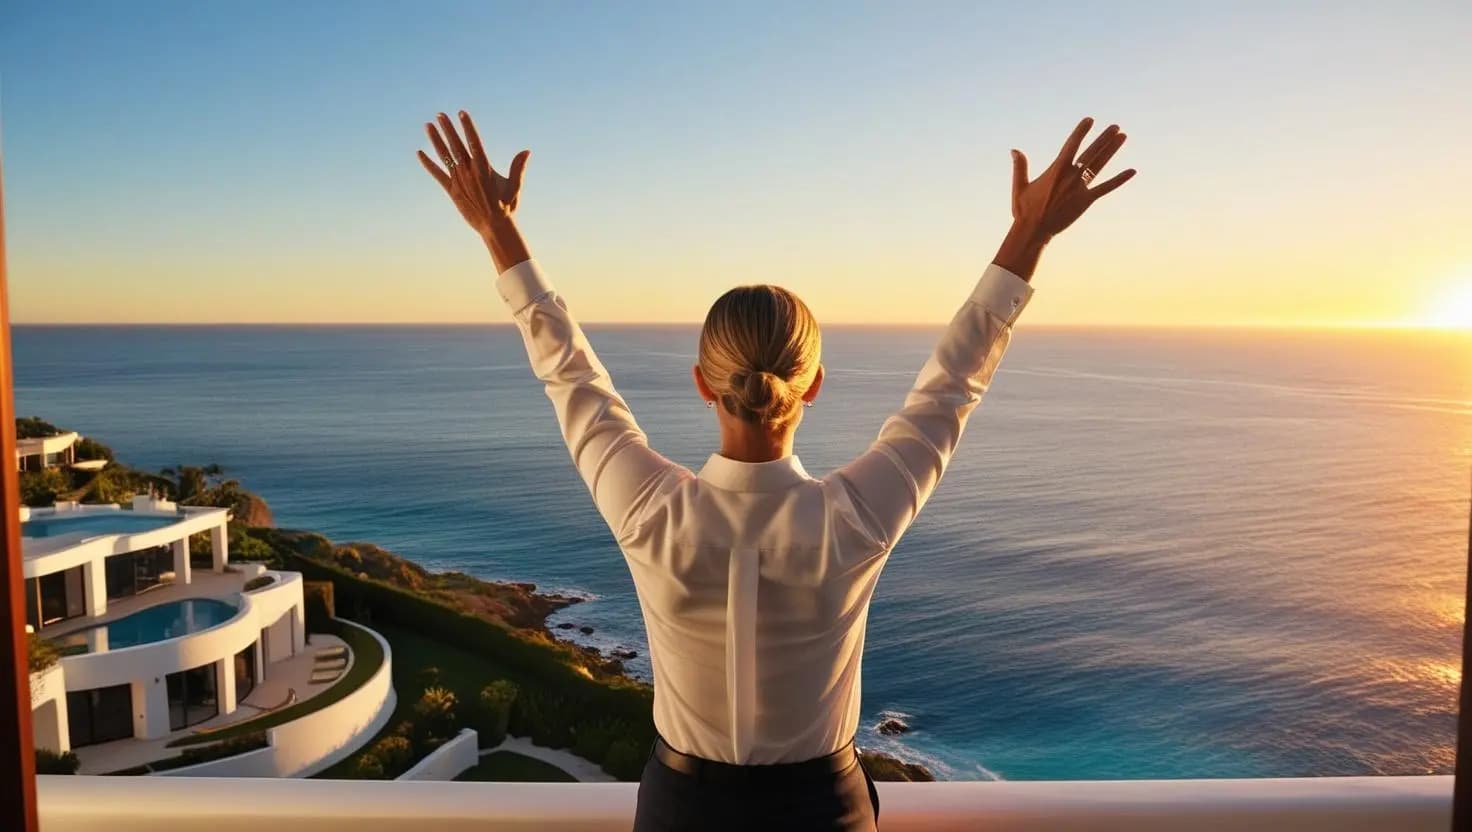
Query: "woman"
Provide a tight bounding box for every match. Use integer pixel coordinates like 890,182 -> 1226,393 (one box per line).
418,112 -> 1134,831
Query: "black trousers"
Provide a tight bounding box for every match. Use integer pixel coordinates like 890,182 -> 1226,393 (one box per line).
632,739 -> 881,831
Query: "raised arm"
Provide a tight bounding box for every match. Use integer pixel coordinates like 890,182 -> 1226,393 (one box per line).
418,111 -> 680,540
826,117 -> 1136,552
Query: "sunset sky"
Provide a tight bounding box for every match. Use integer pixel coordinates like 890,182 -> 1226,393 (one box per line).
1,2 -> 1469,326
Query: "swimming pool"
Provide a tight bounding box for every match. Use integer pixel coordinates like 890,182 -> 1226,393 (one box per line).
66,598 -> 239,651
21,513 -> 178,539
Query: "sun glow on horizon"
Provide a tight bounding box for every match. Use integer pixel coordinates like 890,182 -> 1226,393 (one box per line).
1423,274 -> 1472,329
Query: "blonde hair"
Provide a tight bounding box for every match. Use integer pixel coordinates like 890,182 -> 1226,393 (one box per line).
698,284 -> 822,425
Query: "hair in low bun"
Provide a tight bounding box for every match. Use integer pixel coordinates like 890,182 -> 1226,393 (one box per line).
726,369 -> 790,421
699,285 -> 821,426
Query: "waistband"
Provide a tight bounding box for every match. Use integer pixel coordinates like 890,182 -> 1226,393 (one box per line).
651,736 -> 860,785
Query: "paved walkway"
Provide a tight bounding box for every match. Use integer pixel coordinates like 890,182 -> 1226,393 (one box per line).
480,736 -> 617,782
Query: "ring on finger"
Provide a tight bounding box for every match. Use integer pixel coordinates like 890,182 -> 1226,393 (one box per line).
442,155 -> 457,168
1076,163 -> 1095,184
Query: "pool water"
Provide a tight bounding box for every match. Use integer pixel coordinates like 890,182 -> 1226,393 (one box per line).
21,513 -> 178,538
75,598 -> 239,650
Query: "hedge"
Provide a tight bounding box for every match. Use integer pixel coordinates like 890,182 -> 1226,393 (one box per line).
277,549 -> 658,779
35,748 -> 79,775
243,575 -> 276,592
107,732 -> 269,775
281,550 -> 653,724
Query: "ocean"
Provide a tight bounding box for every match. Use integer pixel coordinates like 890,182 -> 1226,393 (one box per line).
12,323 -> 1470,780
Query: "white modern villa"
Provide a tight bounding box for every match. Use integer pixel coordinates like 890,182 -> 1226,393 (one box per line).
21,495 -> 397,777
17,430 -> 82,472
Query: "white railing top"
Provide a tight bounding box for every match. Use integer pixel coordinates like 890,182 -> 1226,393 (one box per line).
36,774 -> 1452,832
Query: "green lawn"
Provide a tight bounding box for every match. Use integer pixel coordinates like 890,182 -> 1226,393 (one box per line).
168,620 -> 385,747
314,620 -> 524,778
456,751 -> 576,782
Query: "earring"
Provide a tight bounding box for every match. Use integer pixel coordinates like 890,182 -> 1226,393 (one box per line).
706,401 -> 714,408
804,401 -> 814,408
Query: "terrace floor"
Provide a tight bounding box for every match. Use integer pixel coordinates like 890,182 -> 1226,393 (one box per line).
73,633 -> 349,774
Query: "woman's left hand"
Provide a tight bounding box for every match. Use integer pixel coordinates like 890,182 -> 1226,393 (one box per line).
418,110 -> 530,241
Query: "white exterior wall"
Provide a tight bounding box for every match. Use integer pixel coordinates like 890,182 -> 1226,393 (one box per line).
34,775 -> 1454,831
210,523 -> 229,572
172,537 -> 192,585
398,729 -> 480,781
29,663 -> 70,753
155,620 -> 395,779
81,561 -> 106,617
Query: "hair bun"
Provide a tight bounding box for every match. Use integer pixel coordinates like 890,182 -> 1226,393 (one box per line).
728,369 -> 789,418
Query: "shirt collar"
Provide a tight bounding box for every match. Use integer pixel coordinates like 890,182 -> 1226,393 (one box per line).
697,453 -> 812,492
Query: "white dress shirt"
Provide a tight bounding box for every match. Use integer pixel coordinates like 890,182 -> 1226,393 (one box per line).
497,259 -> 1033,764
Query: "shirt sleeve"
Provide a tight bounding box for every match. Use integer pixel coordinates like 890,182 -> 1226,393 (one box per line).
823,263 -> 1034,553
496,259 -> 683,540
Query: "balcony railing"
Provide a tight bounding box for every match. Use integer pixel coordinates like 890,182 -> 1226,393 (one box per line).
37,774 -> 1452,831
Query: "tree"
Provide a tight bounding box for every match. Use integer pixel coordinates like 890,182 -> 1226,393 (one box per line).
476,680 -> 519,746
20,469 -> 69,507
412,686 -> 459,751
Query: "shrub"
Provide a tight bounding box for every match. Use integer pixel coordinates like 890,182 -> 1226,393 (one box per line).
35,748 -> 79,775
303,581 -> 336,631
16,416 -> 63,439
572,719 -> 619,763
176,732 -> 268,766
75,436 -> 114,462
475,680 -> 519,747
602,738 -> 648,782
20,469 -> 69,507
27,634 -> 60,674
412,686 -> 458,751
352,751 -> 385,779
371,735 -> 415,777
243,575 -> 276,592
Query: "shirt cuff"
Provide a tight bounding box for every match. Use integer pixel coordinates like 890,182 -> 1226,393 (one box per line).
970,263 -> 1034,326
496,259 -> 555,314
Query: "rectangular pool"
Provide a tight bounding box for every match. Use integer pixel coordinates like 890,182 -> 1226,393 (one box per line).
22,513 -> 178,539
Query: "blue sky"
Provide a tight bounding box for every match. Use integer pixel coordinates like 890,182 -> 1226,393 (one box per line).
2,1 -> 1470,324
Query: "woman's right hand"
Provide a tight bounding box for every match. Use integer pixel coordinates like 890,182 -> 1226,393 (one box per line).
994,117 -> 1136,280
418,110 -> 532,271
1009,116 -> 1135,239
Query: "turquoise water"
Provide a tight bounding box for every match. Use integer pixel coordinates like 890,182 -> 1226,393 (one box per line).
22,512 -> 177,538
11,324 -> 1470,779
68,598 -> 239,651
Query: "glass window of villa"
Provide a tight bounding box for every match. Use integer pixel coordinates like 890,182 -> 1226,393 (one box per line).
166,662 -> 219,731
65,684 -> 133,748
34,568 -> 85,628
235,645 -> 256,702
104,546 -> 173,600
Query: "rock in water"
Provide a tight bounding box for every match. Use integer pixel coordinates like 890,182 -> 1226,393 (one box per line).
877,717 -> 910,736
556,622 -> 575,630
579,625 -> 595,635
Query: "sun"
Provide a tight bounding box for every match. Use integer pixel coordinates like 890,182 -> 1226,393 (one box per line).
1424,277 -> 1472,329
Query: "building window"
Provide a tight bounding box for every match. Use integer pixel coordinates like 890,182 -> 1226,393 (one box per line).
33,567 -> 85,628
235,645 -> 256,703
104,547 -> 174,600
66,684 -> 133,748
166,662 -> 219,731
